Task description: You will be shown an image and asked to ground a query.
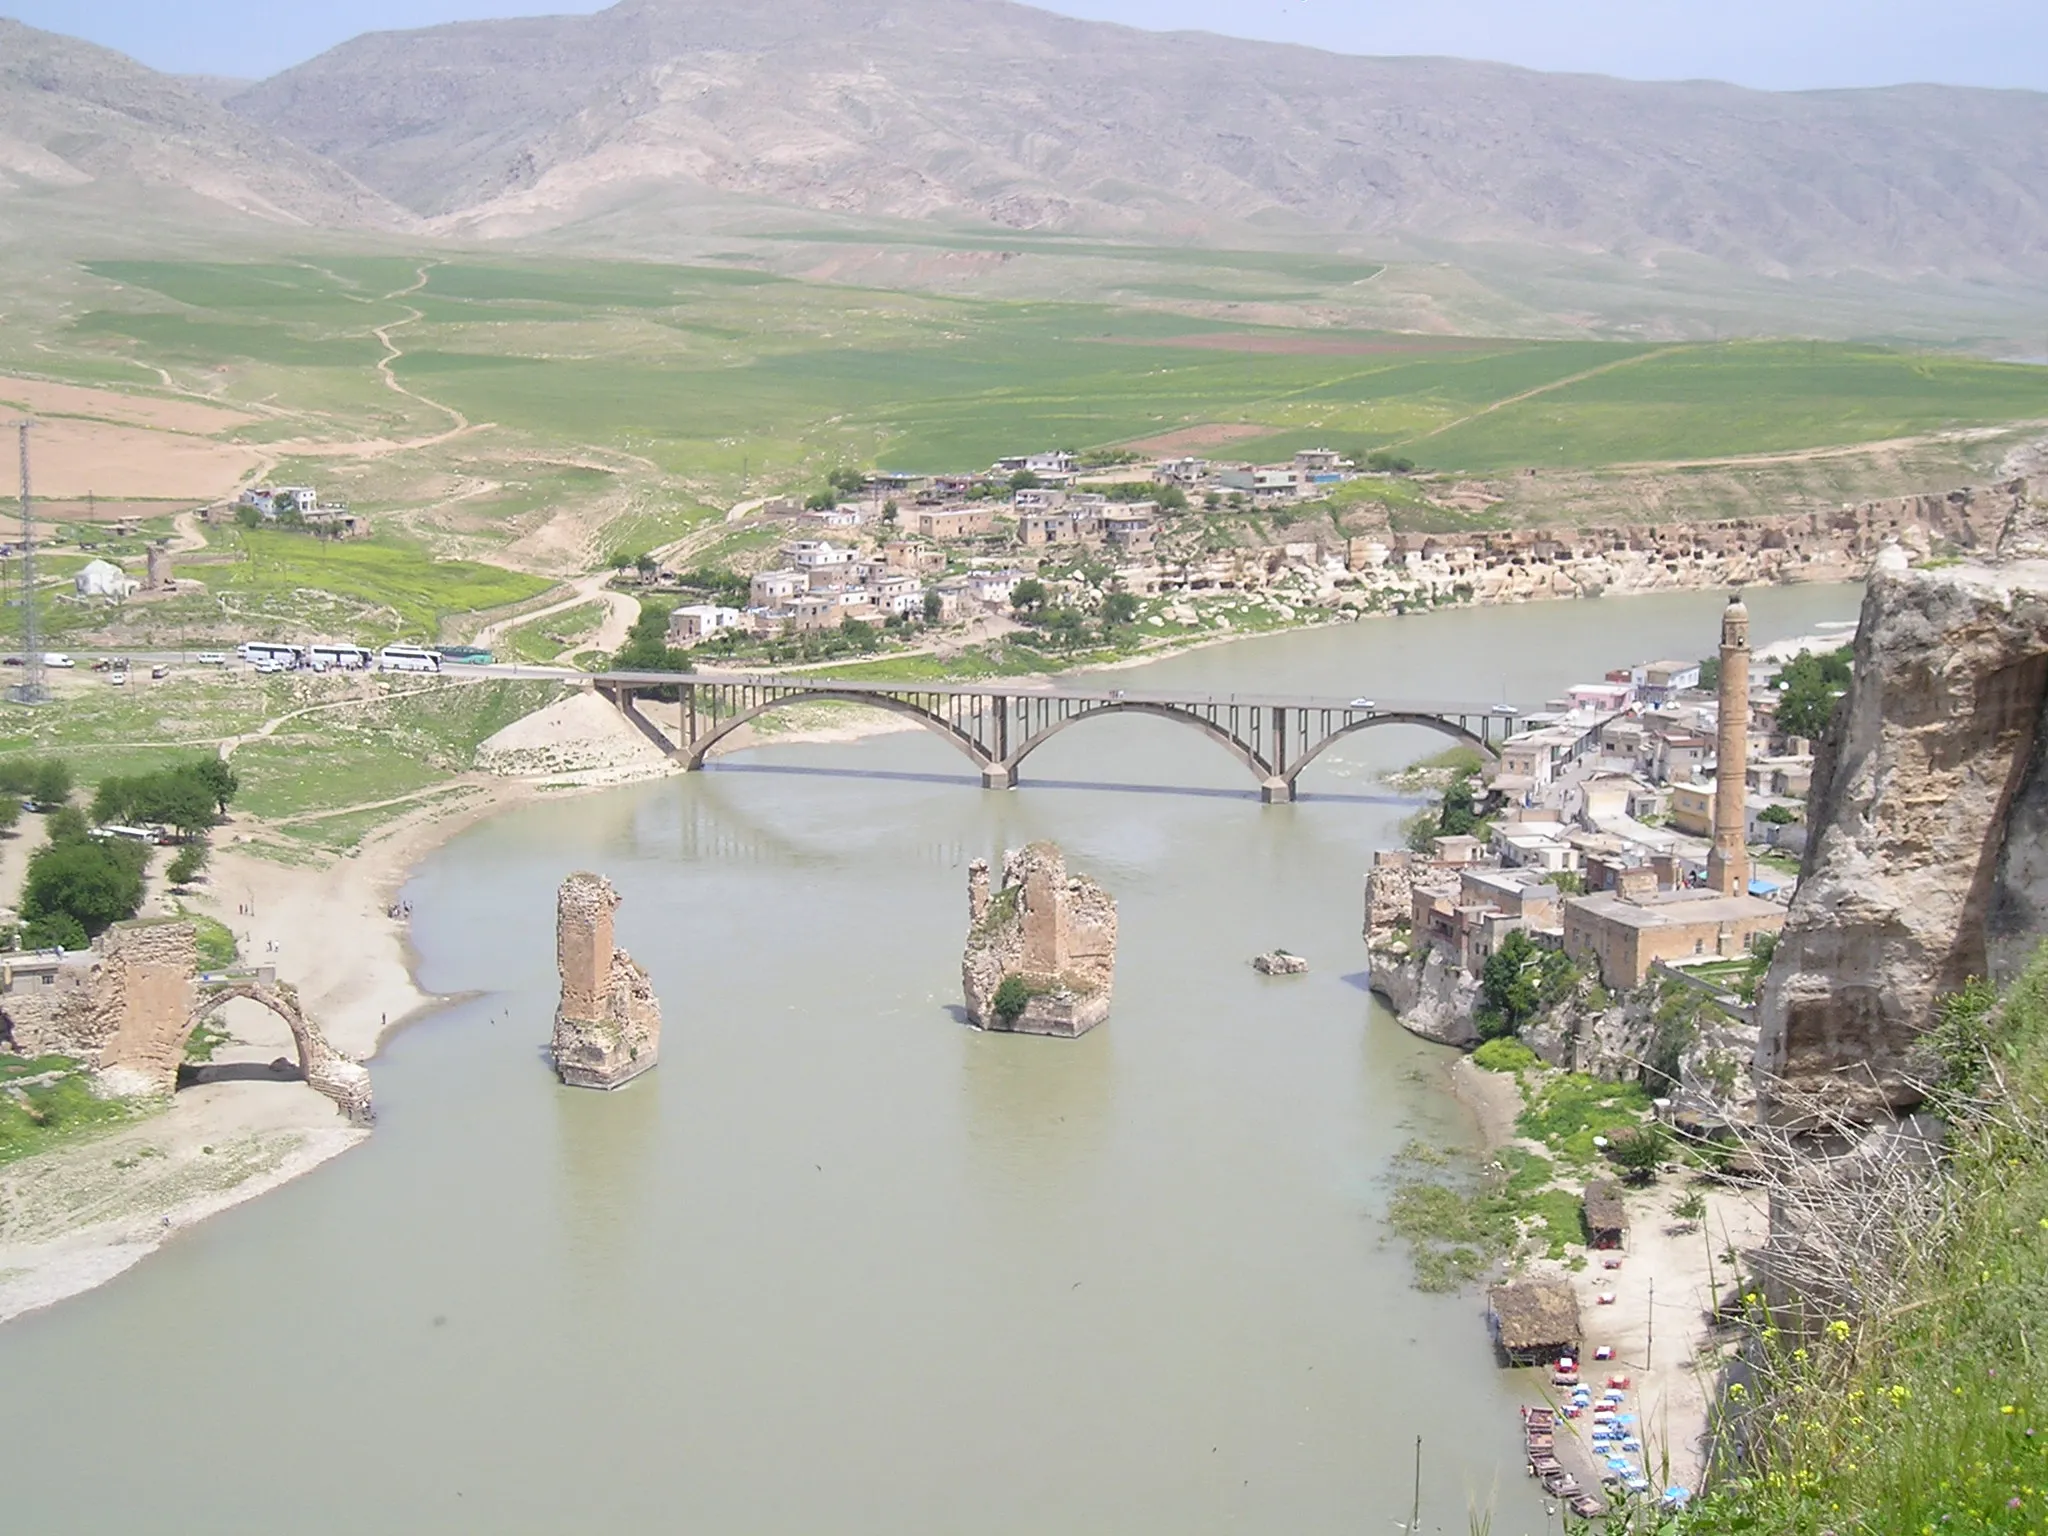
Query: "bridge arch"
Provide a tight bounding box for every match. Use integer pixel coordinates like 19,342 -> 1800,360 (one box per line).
684,689 -> 994,773
1001,701 -> 1270,789
1281,712 -> 1499,795
184,983 -> 374,1124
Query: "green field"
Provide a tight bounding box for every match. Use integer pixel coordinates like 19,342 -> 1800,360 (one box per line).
57,256 -> 2048,513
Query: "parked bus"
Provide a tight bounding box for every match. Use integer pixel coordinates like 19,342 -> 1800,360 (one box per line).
306,643 -> 376,671
437,645 -> 493,666
378,644 -> 443,674
238,641 -> 301,668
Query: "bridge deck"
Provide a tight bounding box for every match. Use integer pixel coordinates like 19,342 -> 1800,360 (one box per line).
591,668 -> 1515,718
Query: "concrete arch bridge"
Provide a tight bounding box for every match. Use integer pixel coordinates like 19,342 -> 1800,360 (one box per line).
593,671 -> 1525,803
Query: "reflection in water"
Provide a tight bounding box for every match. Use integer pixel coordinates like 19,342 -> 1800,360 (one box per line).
551,1068 -> 664,1289
959,1020 -> 1117,1193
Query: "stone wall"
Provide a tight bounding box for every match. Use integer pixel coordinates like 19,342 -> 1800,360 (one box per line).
961,843 -> 1116,1037
1757,507 -> 2048,1119
551,872 -> 663,1089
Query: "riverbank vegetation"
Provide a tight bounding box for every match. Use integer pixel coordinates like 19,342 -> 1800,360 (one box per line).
1634,947 -> 2048,1534
0,1054 -> 141,1164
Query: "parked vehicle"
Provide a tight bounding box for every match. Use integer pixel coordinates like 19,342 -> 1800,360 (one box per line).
239,641 -> 302,669
41,653 -> 74,669
150,665 -> 169,680
306,643 -> 375,671
378,644 -> 443,674
107,671 -> 127,686
194,652 -> 229,665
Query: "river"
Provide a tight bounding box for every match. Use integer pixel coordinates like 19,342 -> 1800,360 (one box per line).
0,584 -> 1861,1534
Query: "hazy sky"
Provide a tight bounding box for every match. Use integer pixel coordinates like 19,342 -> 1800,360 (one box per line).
10,0 -> 2046,91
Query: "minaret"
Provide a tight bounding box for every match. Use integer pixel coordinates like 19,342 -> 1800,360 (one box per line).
1707,591 -> 1750,897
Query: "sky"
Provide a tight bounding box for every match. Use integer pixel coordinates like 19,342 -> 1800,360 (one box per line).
8,0 -> 2046,91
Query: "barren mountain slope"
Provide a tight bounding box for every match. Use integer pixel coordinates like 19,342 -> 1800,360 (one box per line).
225,0 -> 2048,279
0,19 -> 409,231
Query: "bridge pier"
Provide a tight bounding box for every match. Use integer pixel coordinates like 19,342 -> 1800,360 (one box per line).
1261,776 -> 1294,805
981,762 -> 1015,791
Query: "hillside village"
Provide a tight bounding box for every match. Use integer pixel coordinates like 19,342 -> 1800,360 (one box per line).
1365,613 -> 1850,1075
640,450 -> 2028,665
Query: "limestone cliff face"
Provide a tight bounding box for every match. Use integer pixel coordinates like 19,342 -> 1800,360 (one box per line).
1758,514 -> 2048,1117
961,844 -> 1116,1038
1369,945 -> 1483,1048
551,872 -> 662,1089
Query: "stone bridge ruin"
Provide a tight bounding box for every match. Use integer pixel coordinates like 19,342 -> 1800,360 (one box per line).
0,919 -> 373,1124
551,872 -> 663,1089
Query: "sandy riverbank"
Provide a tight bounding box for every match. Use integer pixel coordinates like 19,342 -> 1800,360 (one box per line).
1449,1055 -> 1766,1491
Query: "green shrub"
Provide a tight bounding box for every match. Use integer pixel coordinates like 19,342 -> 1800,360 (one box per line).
992,973 -> 1031,1025
1472,1037 -> 1539,1073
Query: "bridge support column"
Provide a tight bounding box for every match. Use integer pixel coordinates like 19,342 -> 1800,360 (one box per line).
1260,776 -> 1294,805
981,762 -> 1015,791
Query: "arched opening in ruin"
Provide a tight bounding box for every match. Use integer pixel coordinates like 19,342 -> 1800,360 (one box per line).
177,988 -> 311,1090
174,983 -> 373,1124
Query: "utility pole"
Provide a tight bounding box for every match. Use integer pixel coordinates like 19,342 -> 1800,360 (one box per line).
11,421 -> 46,706
1410,1433 -> 1422,1533
1646,1275 -> 1655,1373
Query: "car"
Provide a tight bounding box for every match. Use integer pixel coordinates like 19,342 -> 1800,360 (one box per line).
107,672 -> 127,686
150,665 -> 169,680
194,652 -> 228,665
1348,697 -> 1376,709
41,653 -> 74,669
91,658 -> 112,673
253,659 -> 285,674
1,656 -> 20,667
1492,703 -> 1517,714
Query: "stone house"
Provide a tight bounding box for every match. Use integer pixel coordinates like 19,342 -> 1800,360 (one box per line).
1561,884 -> 1785,990
668,605 -> 745,645
915,507 -> 993,539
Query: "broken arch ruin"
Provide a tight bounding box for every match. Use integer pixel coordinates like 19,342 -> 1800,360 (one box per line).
0,919 -> 372,1125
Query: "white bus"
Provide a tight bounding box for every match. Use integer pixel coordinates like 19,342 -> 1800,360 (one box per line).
306,643 -> 376,672
378,645 -> 443,674
239,641 -> 301,668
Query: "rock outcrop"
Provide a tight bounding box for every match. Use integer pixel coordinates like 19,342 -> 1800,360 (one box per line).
1757,497 -> 2048,1119
961,844 -> 1116,1037
1252,951 -> 1308,975
551,872 -> 662,1088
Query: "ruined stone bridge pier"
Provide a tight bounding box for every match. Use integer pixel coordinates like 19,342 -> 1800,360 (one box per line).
593,671 -> 1525,803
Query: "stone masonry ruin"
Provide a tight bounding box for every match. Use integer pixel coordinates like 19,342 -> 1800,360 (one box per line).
551,871 -> 663,1089
0,919 -> 373,1124
961,843 -> 1117,1037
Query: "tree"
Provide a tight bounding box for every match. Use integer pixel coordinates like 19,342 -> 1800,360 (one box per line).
29,758 -> 72,807
635,553 -> 660,580
167,842 -> 209,887
1102,591 -> 1140,625
1547,870 -> 1585,895
21,838 -> 146,938
235,504 -> 264,529
1774,646 -> 1854,740
1154,485 -> 1189,512
23,911 -> 87,951
921,591 -> 943,624
1009,578 -> 1047,616
1478,929 -> 1545,1039
1365,449 -> 1416,474
1759,803 -> 1800,825
992,974 -> 1031,1025
1008,469 -> 1041,492
1607,1127 -> 1667,1185
191,758 -> 240,816
612,604 -> 693,675
0,795 -> 19,834
1437,773 -> 1479,838
1697,656 -> 1721,692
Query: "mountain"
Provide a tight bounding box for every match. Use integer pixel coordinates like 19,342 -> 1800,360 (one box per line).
0,19 -> 407,232
221,0 -> 2048,282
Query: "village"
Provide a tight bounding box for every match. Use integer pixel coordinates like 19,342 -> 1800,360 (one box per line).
644,449 -> 2023,663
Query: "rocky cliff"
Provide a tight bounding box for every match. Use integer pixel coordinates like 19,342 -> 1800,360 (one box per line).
551,872 -> 663,1088
961,844 -> 1116,1038
1758,493 -> 2048,1119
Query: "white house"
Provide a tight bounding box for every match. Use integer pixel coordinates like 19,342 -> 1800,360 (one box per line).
74,559 -> 138,600
782,540 -> 858,572
966,570 -> 1026,605
749,570 -> 804,607
667,605 -> 745,645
